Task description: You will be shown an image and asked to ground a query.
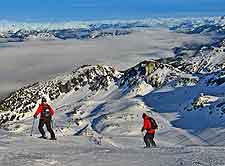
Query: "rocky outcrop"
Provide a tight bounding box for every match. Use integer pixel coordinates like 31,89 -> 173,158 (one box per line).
119,60 -> 183,88
166,38 -> 225,74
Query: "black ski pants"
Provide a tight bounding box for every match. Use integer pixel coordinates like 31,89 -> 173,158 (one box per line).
144,132 -> 156,147
38,118 -> 55,138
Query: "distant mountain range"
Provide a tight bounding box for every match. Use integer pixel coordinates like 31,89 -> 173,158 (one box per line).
0,16 -> 225,42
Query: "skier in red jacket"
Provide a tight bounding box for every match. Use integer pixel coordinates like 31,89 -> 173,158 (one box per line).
33,97 -> 56,140
141,113 -> 156,148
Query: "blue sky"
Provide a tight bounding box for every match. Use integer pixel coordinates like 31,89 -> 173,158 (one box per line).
0,0 -> 224,21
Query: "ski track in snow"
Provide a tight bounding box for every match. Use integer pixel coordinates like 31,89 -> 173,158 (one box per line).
1,134 -> 225,166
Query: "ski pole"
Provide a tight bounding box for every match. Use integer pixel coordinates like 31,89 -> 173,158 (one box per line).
30,118 -> 35,136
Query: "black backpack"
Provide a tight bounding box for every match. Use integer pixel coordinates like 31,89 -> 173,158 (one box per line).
41,104 -> 51,118
148,117 -> 158,129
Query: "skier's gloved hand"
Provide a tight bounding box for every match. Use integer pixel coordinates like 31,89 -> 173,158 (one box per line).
33,115 -> 37,119
141,127 -> 144,132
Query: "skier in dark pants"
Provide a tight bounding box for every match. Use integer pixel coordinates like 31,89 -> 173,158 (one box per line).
33,97 -> 56,140
141,113 -> 156,148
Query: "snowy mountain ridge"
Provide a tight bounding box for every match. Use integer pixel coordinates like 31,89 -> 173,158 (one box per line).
1,16 -> 224,32
163,38 -> 225,74
0,64 -> 119,127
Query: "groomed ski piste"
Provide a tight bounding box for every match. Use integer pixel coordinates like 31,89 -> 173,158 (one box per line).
1,96 -> 225,166
1,17 -> 225,166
